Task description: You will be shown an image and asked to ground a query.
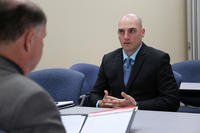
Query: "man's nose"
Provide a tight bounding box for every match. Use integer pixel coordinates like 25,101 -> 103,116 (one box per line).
124,31 -> 129,39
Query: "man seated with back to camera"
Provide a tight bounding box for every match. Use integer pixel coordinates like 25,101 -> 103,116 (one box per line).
0,0 -> 66,132
88,13 -> 180,111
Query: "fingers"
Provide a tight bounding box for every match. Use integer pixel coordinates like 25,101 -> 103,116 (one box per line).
103,90 -> 118,101
100,99 -> 116,108
102,90 -> 109,103
104,90 -> 109,97
121,92 -> 136,106
100,91 -> 137,108
100,90 -> 119,108
121,92 -> 129,99
102,102 -> 115,108
100,90 -> 112,108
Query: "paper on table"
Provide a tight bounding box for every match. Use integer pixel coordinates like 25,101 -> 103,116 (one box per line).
61,115 -> 86,133
88,106 -> 137,116
80,106 -> 138,133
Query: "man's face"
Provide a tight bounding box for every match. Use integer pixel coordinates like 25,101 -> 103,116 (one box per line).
118,15 -> 145,55
29,24 -> 46,71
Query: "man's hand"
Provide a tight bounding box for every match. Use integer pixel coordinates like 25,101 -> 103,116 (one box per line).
99,90 -> 137,108
117,92 -> 137,107
99,90 -> 118,108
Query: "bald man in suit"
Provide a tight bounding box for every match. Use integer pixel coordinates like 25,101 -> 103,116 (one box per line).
89,13 -> 179,111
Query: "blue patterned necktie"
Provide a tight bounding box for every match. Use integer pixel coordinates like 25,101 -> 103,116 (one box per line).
124,58 -> 133,87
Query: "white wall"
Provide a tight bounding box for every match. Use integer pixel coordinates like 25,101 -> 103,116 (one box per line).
34,0 -> 187,70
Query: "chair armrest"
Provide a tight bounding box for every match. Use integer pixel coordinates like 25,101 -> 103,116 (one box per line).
79,94 -> 90,106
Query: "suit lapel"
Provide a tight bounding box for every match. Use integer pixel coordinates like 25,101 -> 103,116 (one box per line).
127,44 -> 147,88
114,49 -> 125,90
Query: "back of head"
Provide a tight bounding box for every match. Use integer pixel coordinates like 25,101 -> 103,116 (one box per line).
0,0 -> 46,43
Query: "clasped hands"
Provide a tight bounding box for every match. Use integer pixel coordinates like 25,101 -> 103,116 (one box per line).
99,90 -> 137,108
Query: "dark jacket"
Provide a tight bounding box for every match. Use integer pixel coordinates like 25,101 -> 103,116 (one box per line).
89,43 -> 179,111
0,56 -> 66,133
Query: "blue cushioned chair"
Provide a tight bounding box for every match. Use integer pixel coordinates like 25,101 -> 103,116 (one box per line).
172,60 -> 200,113
178,106 -> 200,113
0,130 -> 5,133
173,71 -> 182,88
70,63 -> 99,106
70,63 -> 99,95
172,60 -> 200,82
28,68 -> 84,104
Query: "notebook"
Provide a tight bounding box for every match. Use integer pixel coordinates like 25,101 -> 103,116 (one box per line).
55,101 -> 76,109
79,106 -> 138,133
61,114 -> 87,133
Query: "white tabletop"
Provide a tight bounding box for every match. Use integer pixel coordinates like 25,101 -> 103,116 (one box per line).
60,107 -> 200,133
131,110 -> 200,133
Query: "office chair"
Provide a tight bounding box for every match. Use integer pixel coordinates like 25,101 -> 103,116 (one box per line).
172,60 -> 200,113
178,106 -> 200,113
70,63 -> 99,95
173,71 -> 182,88
28,68 -> 84,104
70,63 -> 99,106
172,60 -> 200,82
0,129 -> 6,133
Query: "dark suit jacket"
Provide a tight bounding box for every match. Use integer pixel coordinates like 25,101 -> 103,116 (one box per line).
89,43 -> 179,111
0,56 -> 66,133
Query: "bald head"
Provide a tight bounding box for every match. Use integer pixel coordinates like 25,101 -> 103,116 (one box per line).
118,13 -> 142,28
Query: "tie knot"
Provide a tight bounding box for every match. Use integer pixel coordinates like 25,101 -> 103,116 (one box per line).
124,58 -> 134,68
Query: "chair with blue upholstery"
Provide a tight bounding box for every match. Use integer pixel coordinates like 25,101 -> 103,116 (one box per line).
172,60 -> 200,82
70,63 -> 99,95
172,60 -> 200,113
70,63 -> 99,106
0,130 -> 5,133
173,70 -> 182,89
28,68 -> 84,104
178,106 -> 200,113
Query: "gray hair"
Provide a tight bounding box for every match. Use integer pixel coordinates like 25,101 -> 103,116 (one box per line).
0,0 -> 46,42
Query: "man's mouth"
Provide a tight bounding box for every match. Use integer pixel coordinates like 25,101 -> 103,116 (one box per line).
124,42 -> 130,44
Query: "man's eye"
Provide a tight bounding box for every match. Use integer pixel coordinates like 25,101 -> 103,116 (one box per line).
118,29 -> 124,34
129,28 -> 137,33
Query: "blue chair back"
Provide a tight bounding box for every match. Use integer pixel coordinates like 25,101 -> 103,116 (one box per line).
172,60 -> 200,108
70,63 -> 99,95
28,68 -> 84,104
172,60 -> 200,82
173,71 -> 182,88
0,129 -> 6,133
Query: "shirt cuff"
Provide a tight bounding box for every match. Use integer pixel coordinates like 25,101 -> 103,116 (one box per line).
96,100 -> 101,108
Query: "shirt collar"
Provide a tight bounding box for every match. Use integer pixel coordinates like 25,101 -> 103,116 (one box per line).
122,43 -> 142,61
0,56 -> 24,75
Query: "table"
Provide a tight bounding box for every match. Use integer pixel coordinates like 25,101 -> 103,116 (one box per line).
131,110 -> 200,133
60,106 -> 200,133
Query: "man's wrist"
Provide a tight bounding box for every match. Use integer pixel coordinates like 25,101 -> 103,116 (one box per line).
135,101 -> 138,106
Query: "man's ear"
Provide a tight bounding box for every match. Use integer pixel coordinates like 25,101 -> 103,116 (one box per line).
141,28 -> 145,37
24,28 -> 35,52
